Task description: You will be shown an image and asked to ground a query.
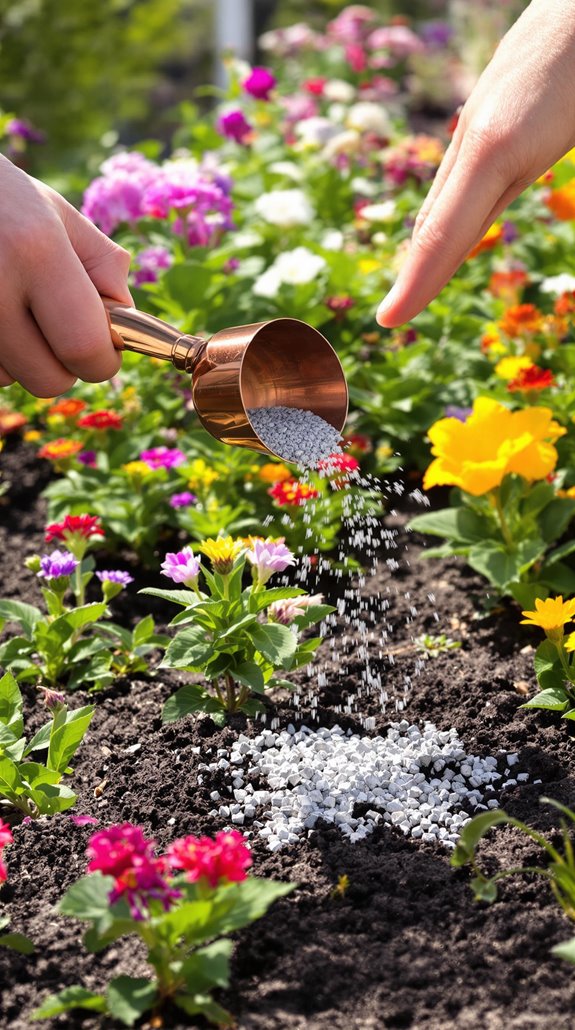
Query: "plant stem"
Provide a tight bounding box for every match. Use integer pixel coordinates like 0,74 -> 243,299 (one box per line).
493,489 -> 514,549
225,673 -> 237,712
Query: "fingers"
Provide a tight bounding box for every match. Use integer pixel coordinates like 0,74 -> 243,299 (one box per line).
0,303 -> 77,397
376,128 -> 521,328
58,198 -> 133,306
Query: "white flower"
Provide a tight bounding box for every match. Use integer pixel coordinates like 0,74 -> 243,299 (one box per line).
539,273 -> 575,295
359,200 -> 397,223
253,247 -> 326,296
347,102 -> 390,137
274,247 -> 326,285
254,189 -> 314,226
321,229 -> 344,250
232,230 -> 263,249
294,117 -> 340,149
351,176 -> 380,197
323,79 -> 356,103
268,161 -> 304,181
253,267 -> 283,298
323,130 -> 361,160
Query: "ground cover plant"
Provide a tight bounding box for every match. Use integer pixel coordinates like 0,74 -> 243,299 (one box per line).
3,2 -> 575,1027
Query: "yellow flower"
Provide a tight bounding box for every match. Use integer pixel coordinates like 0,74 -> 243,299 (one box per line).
376,444 -> 393,461
199,535 -> 244,574
423,397 -> 566,497
358,258 -> 382,275
520,596 -> 575,642
186,459 -> 219,491
557,486 -> 575,499
564,632 -> 575,652
122,460 -> 152,479
494,355 -> 533,381
23,429 -> 41,443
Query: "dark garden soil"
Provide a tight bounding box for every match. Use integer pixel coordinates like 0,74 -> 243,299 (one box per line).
1,440 -> 575,1030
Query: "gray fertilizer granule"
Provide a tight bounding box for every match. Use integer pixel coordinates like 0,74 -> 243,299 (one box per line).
248,406 -> 342,468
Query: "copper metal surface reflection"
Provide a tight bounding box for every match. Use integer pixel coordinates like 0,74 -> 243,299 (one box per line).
107,304 -> 348,457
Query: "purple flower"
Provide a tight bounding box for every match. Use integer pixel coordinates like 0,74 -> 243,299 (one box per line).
242,67 -> 276,101
38,550 -> 79,581
224,258 -> 240,274
95,570 -> 134,587
169,491 -> 197,509
420,21 -> 453,49
502,220 -> 519,244
444,406 -> 473,423
39,686 -> 66,710
140,446 -> 186,470
217,110 -> 253,145
6,118 -> 45,143
77,450 -> 97,468
246,537 -> 296,585
132,245 -> 173,287
161,547 -> 201,585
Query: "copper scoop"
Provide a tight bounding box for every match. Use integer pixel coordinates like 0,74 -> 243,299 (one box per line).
107,303 -> 348,457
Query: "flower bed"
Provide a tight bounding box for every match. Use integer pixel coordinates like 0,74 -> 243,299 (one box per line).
2,3 -> 575,1026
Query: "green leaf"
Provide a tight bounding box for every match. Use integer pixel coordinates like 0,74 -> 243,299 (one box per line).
30,986 -> 107,1020
59,872 -> 115,920
251,624 -> 297,665
47,704 -> 95,774
551,936 -> 575,965
0,754 -> 25,801
451,811 -> 511,867
539,498 -> 575,543
162,626 -> 213,669
49,603 -> 107,638
174,992 -> 234,1026
212,878 -> 296,935
467,543 -> 520,590
408,506 -> 490,544
0,670 -> 23,738
249,586 -> 305,613
217,613 -> 259,641
139,587 -> 201,607
179,939 -> 232,992
162,685 -> 222,723
561,707 -> 575,721
520,688 -> 569,711
232,662 -> 265,693
0,931 -> 35,954
132,615 -> 156,647
534,639 -> 561,681
106,976 -> 157,1027
470,876 -> 498,903
0,600 -> 42,638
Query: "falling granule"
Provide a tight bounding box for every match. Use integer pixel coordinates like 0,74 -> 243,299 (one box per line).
248,406 -> 342,468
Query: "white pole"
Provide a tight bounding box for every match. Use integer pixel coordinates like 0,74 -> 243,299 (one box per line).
214,0 -> 253,86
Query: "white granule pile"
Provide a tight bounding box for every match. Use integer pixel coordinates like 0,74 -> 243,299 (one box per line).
201,721 -> 533,853
248,406 -> 342,467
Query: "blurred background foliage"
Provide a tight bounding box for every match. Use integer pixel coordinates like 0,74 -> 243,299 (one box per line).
0,0 -> 527,179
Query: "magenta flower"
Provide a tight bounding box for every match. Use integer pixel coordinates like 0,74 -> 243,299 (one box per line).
69,814 -> 99,827
167,829 -> 252,887
86,824 -> 179,920
161,547 -> 201,586
0,818 -> 13,883
245,537 -> 296,585
132,245 -> 173,287
6,118 -> 45,143
217,109 -> 253,145
139,446 -> 186,470
95,570 -> 134,587
77,450 -> 97,468
242,66 -> 276,101
169,491 -> 197,509
39,686 -> 66,710
38,550 -> 79,580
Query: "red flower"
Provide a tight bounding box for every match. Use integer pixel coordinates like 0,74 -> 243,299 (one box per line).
554,291 -> 575,317
325,295 -> 355,316
268,479 -> 319,506
167,829 -> 252,887
317,452 -> 360,482
77,410 -> 123,431
0,409 -> 27,435
45,514 -> 105,544
38,438 -> 83,461
303,77 -> 327,96
342,433 -> 372,456
507,365 -> 556,392
48,398 -> 87,418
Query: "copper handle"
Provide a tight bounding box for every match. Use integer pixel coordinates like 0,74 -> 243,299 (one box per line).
104,300 -> 206,373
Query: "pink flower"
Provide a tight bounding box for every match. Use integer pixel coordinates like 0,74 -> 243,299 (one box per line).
217,109 -> 253,145
161,547 -> 201,586
245,537 -> 296,585
0,819 -> 13,883
269,593 -> 324,626
367,25 -> 425,58
167,830 -> 252,887
139,446 -> 186,470
328,5 -> 377,45
132,245 -> 173,286
86,823 -> 179,920
69,815 -> 99,827
242,67 -> 276,101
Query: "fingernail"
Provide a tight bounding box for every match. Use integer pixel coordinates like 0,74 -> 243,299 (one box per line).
376,283 -> 399,325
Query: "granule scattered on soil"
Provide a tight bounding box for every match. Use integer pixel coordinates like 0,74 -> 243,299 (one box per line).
248,405 -> 342,467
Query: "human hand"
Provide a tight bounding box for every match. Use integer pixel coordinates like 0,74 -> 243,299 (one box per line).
0,154 -> 132,397
376,0 -> 575,328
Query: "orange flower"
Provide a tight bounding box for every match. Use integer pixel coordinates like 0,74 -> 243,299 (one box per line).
268,479 -> 319,506
0,409 -> 27,435
554,291 -> 575,317
545,181 -> 575,220
487,269 -> 528,303
47,398 -> 87,418
258,462 -> 292,484
38,438 -> 83,461
498,304 -> 543,338
467,222 -> 503,259
480,327 -> 505,355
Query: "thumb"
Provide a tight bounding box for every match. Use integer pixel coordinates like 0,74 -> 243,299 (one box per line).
53,190 -> 134,305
